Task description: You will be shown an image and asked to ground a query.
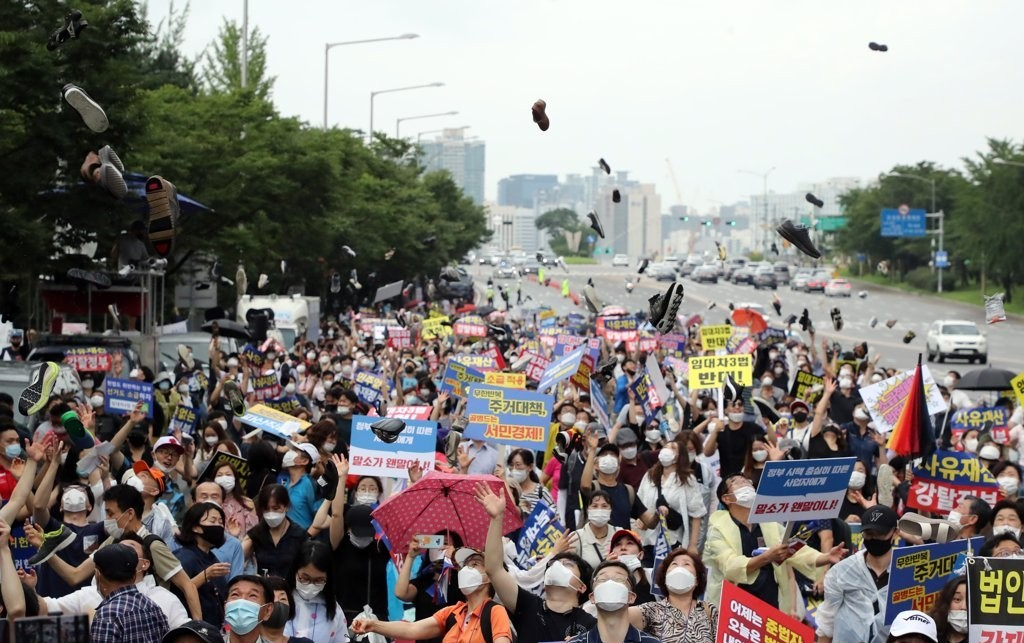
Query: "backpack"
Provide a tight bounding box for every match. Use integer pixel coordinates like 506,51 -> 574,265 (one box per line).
445,600 -> 517,643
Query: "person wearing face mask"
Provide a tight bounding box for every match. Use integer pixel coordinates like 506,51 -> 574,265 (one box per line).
283,541 -> 347,643
331,503 -> 390,623
636,439 -> 706,554
607,529 -> 654,605
394,533 -> 466,638
152,436 -> 196,494
126,462 -> 177,545
581,438 -> 659,534
828,369 -> 862,425
929,577 -> 967,643
610,428 -> 651,490
281,444 -> 323,531
626,548 -> 717,643
223,575 -> 278,643
743,438 -> 774,489
194,421 -> 230,473
946,495 -> 992,541
152,371 -> 182,434
258,576 -> 314,643
173,502 -> 231,624
352,548 -> 514,643
29,475 -> 107,597
566,560 -> 658,643
572,492 -> 617,570
613,358 -> 638,415
978,440 -> 1004,470
476,483 -> 597,642
88,390 -> 120,442
702,384 -> 769,478
957,428 -> 980,455
988,499 -> 1023,541
704,474 -> 845,615
505,448 -> 553,515
814,505 -> 899,643
347,476 -> 382,509
242,484 -> 308,580
943,371 -> 973,412
89,543 -> 170,643
841,404 -> 888,472
839,460 -> 878,523
991,462 -> 1023,499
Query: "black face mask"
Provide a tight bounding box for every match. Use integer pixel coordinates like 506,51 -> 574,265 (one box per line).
264,602 -> 290,629
792,411 -> 809,423
200,524 -> 226,548
863,537 -> 893,557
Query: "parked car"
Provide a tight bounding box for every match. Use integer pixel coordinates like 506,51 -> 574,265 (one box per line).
753,267 -> 778,290
824,278 -> 852,297
723,258 -> 748,280
791,268 -> 813,291
805,271 -> 831,292
520,261 -> 542,276
692,264 -> 719,283
926,320 -> 988,364
772,262 -> 791,286
538,253 -> 559,267
648,263 -> 677,281
437,267 -> 476,301
731,267 -> 755,285
612,254 -> 630,267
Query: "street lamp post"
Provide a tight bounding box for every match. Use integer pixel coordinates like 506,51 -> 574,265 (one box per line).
994,159 -> 1024,169
416,125 -> 470,144
368,82 -> 444,141
738,167 -> 776,253
395,111 -> 458,138
322,33 -> 419,129
885,172 -> 942,292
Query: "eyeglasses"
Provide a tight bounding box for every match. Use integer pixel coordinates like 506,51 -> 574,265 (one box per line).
994,549 -> 1022,558
297,573 -> 328,585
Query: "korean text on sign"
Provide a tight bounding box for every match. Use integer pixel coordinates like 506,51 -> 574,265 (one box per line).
464,384 -> 553,450
104,377 -> 154,418
64,346 -> 112,372
687,354 -> 753,389
967,556 -> 1024,642
515,501 -> 564,568
700,324 -> 732,350
749,458 -> 854,524
907,449 -> 1001,514
885,540 -> 981,623
718,581 -> 814,643
349,415 -> 437,480
484,372 -> 526,389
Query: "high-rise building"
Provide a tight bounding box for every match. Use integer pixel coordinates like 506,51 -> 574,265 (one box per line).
420,129 -> 486,204
497,174 -> 559,208
593,182 -> 662,259
749,176 -> 861,252
485,204 -> 549,254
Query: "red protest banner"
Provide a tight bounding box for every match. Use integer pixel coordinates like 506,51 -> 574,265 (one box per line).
717,581 -> 814,643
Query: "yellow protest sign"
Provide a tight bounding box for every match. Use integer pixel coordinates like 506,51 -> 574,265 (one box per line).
700,325 -> 732,350
421,316 -> 452,339
484,372 -> 526,389
1012,372 -> 1024,408
688,354 -> 753,389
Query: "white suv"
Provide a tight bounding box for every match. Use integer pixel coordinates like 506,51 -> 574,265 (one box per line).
926,320 -> 988,364
612,254 -> 630,267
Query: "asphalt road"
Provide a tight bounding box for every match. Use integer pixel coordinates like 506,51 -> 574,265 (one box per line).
471,261 -> 1024,375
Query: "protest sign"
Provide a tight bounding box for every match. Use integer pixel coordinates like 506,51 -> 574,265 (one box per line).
515,500 -> 564,568
484,372 -> 526,389
239,344 -> 265,368
700,324 -> 732,350
9,523 -> 36,572
951,406 -> 1011,445
603,316 -> 639,342
554,334 -> 586,357
733,336 -> 759,355
645,354 -> 671,404
650,523 -> 671,598
569,353 -> 594,391
629,370 -> 664,424
688,354 -> 753,390
386,327 -> 412,349
439,360 -> 486,399
725,327 -> 750,354
967,555 -> 1024,643
479,345 -> 506,370
907,449 -> 1001,513
386,405 -> 434,420
630,329 -> 658,354
421,316 -> 452,339
453,316 -> 487,337
465,384 -> 553,450
349,415 -> 437,479
1012,372 -> 1024,408
750,458 -> 855,524
238,404 -> 310,440
859,366 -> 947,434
251,373 -> 282,402
523,351 -> 550,384
590,377 -> 611,430
537,344 -> 587,392
197,450 -> 254,489
373,279 -> 404,304
885,538 -> 986,623
169,405 -> 198,435
759,327 -> 788,345
104,377 -> 153,418
353,369 -> 387,406
717,581 -> 814,643
264,395 -> 302,414
657,333 -> 687,357
790,370 -> 825,404
452,354 -> 499,372
64,346 -> 111,372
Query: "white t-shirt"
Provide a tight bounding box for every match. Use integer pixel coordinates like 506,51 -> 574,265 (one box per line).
44,575 -> 188,627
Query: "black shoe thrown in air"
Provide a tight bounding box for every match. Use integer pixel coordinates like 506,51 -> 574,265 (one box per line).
47,9 -> 88,51
19,362 -> 60,416
583,285 -> 603,314
638,259 -> 649,275
612,189 -> 621,203
223,380 -> 247,416
28,524 -> 77,566
649,283 -> 683,334
371,418 -> 406,444
830,307 -> 843,332
805,193 -> 824,208
777,219 -> 821,259
145,176 -> 180,258
598,158 -> 611,174
587,211 -> 605,239
799,308 -> 811,332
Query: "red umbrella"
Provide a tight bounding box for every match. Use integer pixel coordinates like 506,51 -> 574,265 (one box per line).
371,471 -> 522,550
731,308 -> 768,334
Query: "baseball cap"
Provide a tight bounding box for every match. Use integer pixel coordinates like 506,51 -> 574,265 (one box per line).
454,547 -> 483,566
888,610 -> 937,643
614,428 -> 638,446
344,504 -> 375,538
94,543 -> 138,582
132,461 -> 166,494
790,400 -> 810,414
861,505 -> 898,534
153,436 -> 184,454
162,620 -> 225,643
294,442 -> 320,464
610,529 -> 643,549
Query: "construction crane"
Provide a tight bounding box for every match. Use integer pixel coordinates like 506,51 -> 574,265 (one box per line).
665,158 -> 698,255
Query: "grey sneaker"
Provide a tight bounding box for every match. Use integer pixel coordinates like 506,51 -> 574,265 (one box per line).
28,524 -> 77,566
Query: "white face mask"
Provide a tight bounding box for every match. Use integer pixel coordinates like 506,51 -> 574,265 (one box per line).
761,378 -> 773,388
993,524 -> 1022,540
227,359 -> 240,368
90,395 -> 105,408
319,356 -> 330,365
593,580 -> 630,612
507,469 -> 528,484
285,383 -> 296,394
621,446 -> 637,460
264,511 -> 286,528
728,412 -> 745,423
619,554 -> 641,572
947,510 -> 963,526
854,408 -> 869,421
341,365 -> 353,377
731,486 -> 756,508
665,567 -> 696,595
838,378 -> 852,390
296,364 -> 307,375
632,414 -> 645,425
943,375 -> 956,388
543,561 -> 579,590
350,534 -> 374,549
588,508 -> 611,527
980,445 -> 1002,461
946,609 -> 967,633
205,436 -> 218,446
306,351 -> 316,361
848,471 -> 866,489
355,492 -> 378,506
964,438 -> 979,452
217,418 -> 228,431
282,451 -> 299,468
597,455 -> 619,475
998,477 -> 1020,496
560,413 -> 576,425
419,388 -> 430,397
428,548 -> 446,562
295,580 -> 326,601
178,384 -> 190,395
645,429 -> 661,443
103,517 -> 125,539
752,450 -> 768,463
323,441 -> 336,453
126,476 -> 145,493
62,489 -> 88,513
658,449 -> 677,467
215,475 -> 236,492
457,566 -> 485,593
81,379 -> 94,389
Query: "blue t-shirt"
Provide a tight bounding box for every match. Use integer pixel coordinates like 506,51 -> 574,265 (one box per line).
286,475 -> 322,531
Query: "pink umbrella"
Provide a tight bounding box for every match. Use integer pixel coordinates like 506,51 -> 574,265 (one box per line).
371,471 -> 522,550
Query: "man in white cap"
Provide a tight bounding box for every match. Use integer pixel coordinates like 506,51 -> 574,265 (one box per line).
887,610 -> 937,643
152,436 -> 195,493
281,443 -> 321,531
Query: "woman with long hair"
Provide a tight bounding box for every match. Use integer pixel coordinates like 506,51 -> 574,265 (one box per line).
636,437 -> 706,553
285,540 -> 347,642
173,502 -> 229,625
212,462 -> 259,540
929,577 -> 967,643
242,484 -> 309,579
505,449 -> 552,515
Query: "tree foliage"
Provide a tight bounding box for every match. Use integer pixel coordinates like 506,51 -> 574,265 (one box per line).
535,207 -> 589,256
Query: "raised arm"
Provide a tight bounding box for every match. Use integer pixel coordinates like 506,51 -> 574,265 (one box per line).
0,438 -> 48,525
327,454 -> 349,550
0,521 -> 25,620
810,377 -> 836,438
475,484 -> 520,613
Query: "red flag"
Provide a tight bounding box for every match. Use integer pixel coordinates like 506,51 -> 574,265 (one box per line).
886,356 -> 936,460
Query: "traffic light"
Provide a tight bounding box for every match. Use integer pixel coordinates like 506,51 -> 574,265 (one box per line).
702,221 -> 712,227
680,216 -> 689,222
726,220 -> 736,227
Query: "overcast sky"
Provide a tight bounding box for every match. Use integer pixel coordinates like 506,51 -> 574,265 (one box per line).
148,1 -> 1024,212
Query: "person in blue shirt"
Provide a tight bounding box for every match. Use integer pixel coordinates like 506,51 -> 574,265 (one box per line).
614,358 -> 638,415
282,444 -> 322,531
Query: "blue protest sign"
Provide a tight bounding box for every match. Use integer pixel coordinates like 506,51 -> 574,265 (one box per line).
629,370 -> 664,424
104,377 -> 154,418
353,369 -> 387,406
649,523 -> 672,598
881,207 -> 927,237
439,360 -> 486,399
515,500 -> 564,568
553,334 -> 586,357
464,384 -> 553,450
885,538 -> 984,623
537,344 -> 587,392
590,378 -> 611,430
169,405 -> 198,435
349,415 -> 437,480
8,523 -> 36,571
750,457 -> 856,524
238,404 -> 311,440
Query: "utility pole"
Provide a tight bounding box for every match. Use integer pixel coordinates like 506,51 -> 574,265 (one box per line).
241,0 -> 248,88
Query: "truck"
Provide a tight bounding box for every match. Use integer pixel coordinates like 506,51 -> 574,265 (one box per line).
236,294 -> 321,346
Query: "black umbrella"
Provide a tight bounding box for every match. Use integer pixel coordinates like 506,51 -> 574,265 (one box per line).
955,367 -> 1016,391
200,318 -> 252,341
475,305 -> 496,318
